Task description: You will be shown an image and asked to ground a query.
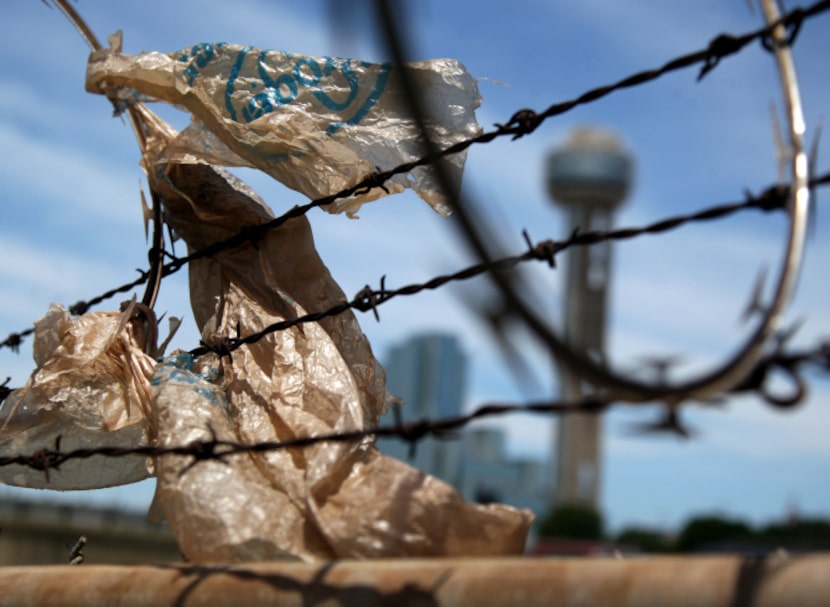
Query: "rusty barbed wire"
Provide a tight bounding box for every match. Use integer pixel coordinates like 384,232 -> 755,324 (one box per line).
0,397 -> 607,476
0,271 -> 148,351
3,1 -> 827,355
160,0 -> 830,276
193,171 -> 827,356
3,170 -> 828,359
1,338 -> 828,476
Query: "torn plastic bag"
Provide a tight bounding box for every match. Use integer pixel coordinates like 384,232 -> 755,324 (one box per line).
151,352 -> 303,562
153,351 -> 530,562
0,303 -> 155,490
86,38 -> 482,216
147,157 -> 532,560
78,34 -> 530,558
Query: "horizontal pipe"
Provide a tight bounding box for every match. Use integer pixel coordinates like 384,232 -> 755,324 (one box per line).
0,554 -> 828,607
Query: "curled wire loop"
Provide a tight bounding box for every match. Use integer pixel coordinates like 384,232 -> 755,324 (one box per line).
373,0 -> 811,406
760,364 -> 805,408
540,0 -> 810,404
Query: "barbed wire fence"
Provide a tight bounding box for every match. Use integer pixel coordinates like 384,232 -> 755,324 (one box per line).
1,1 -> 829,480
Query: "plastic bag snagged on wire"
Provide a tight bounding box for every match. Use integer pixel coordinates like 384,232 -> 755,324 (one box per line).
146,159 -> 532,560
86,36 -> 482,216
0,303 -> 155,490
0,35 -> 532,559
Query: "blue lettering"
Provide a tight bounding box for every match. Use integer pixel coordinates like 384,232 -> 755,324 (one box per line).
326,61 -> 391,134
180,43 -> 224,86
293,57 -> 322,87
217,46 -> 390,133
241,93 -> 272,123
225,46 -> 253,122
312,58 -> 360,112
257,51 -> 299,104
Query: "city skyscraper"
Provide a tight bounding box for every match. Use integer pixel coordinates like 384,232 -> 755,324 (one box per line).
377,332 -> 547,518
376,333 -> 467,485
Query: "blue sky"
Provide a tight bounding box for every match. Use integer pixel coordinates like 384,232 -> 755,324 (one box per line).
1,0 -> 829,534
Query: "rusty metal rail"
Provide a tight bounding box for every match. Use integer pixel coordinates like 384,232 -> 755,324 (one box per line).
0,554 -> 828,606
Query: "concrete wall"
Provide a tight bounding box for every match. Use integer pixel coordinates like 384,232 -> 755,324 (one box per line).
0,498 -> 180,565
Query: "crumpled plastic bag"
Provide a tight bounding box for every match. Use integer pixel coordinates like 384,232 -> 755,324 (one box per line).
146,158 -> 532,560
153,352 -> 531,560
0,303 -> 155,490
0,35 -> 532,560
86,36 -> 482,216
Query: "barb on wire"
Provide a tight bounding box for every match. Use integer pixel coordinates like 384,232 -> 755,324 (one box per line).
0,378 -> 12,405
2,0 -> 824,355
68,535 -> 87,566
0,330 -> 33,354
3,170 -> 827,359
190,173 -> 826,357
1,339 -> 829,476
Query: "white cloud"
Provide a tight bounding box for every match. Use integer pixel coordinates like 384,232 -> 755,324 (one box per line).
0,233 -> 141,318
0,122 -> 140,227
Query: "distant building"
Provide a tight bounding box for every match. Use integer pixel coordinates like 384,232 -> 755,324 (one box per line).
458,427 -> 546,515
377,333 -> 545,516
376,333 -> 467,485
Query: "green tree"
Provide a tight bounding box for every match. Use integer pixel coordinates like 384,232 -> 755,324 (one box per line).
615,527 -> 672,553
538,504 -> 603,540
757,518 -> 830,549
761,519 -> 830,540
676,515 -> 753,552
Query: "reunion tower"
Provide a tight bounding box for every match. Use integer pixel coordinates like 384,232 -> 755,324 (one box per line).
546,127 -> 633,509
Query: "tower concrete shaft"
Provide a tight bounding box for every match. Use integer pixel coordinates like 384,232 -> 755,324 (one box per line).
554,204 -> 612,508
546,127 -> 632,510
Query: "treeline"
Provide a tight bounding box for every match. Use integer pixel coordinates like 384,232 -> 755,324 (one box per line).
538,505 -> 830,553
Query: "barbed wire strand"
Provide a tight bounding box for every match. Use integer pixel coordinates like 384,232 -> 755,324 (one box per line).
2,1 -> 827,354
190,171 -> 829,358
158,1 -> 828,274
2,170 -> 827,357
1,337 -> 828,476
